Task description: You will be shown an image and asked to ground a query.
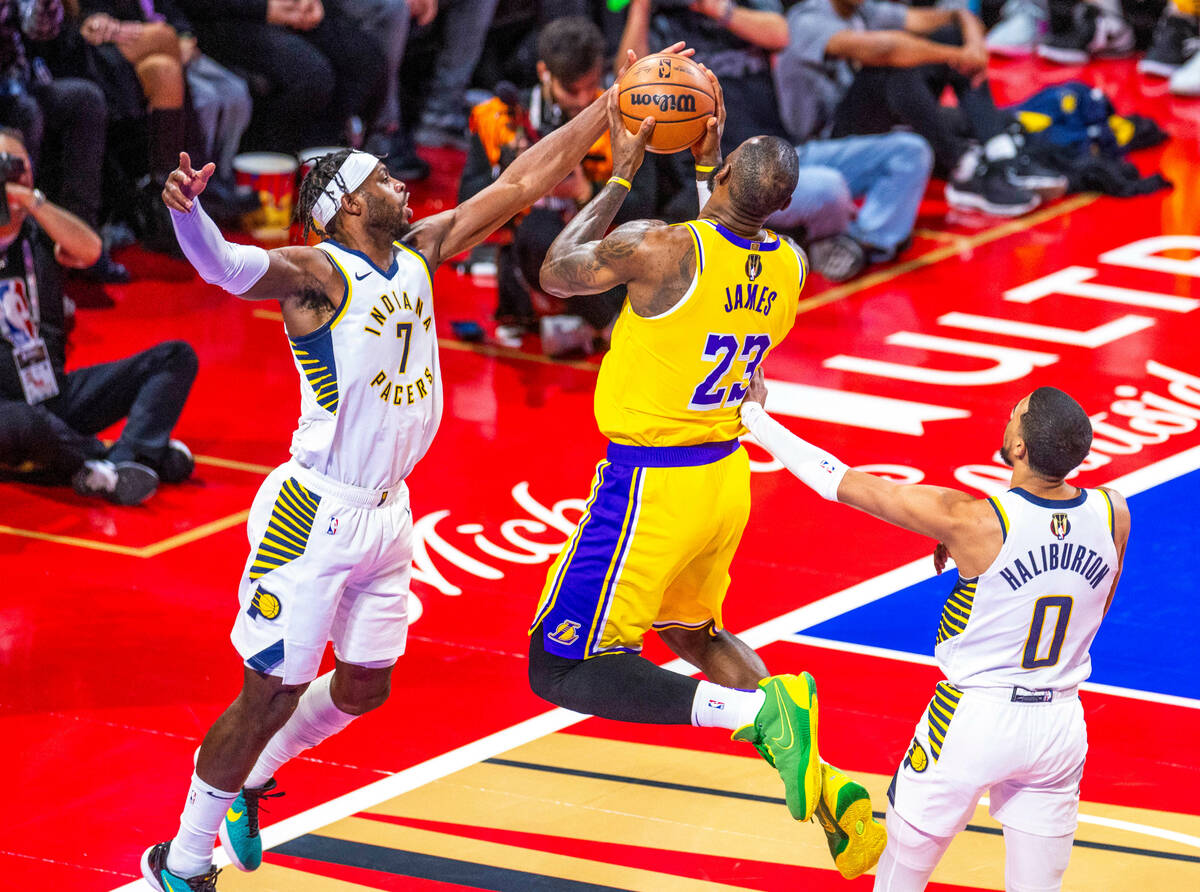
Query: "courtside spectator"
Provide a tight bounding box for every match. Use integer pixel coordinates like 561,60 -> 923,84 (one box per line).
0,128 -> 196,504
173,0 -> 385,153
460,16 -> 650,346
775,0 -> 1066,216
413,0 -> 501,148
342,0 -> 433,180
2,0 -> 125,280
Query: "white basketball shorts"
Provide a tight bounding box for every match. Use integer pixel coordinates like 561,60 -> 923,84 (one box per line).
230,460 -> 413,685
888,682 -> 1087,838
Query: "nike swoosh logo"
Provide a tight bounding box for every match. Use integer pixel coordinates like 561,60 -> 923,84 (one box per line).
354,271 -> 370,280
770,685 -> 794,750
226,807 -> 245,822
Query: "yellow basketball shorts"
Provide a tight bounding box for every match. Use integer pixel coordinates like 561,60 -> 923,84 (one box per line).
531,439 -> 751,659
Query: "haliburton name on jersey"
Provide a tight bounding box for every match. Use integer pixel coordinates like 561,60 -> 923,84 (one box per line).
997,541 -> 1112,592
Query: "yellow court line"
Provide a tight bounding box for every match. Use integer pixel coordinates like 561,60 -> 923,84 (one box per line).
138,510 -> 251,558
1,456 -> 267,557
0,525 -> 145,556
913,227 -> 964,243
252,307 -> 599,372
797,193 -> 1100,315
194,454 -> 276,475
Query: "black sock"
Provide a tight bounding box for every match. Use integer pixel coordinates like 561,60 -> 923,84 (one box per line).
528,625 -> 698,724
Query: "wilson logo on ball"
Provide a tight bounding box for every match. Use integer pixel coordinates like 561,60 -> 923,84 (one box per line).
627,93 -> 697,113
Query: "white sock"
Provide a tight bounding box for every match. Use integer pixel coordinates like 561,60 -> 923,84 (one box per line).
166,772 -> 237,878
691,680 -> 766,731
244,672 -> 358,788
984,133 -> 1018,162
951,145 -> 981,182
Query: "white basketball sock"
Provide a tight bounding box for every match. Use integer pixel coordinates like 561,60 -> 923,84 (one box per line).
691,680 -> 766,731
166,772 -> 238,878
244,672 -> 358,789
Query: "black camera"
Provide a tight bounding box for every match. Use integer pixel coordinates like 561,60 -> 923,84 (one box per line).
0,152 -> 27,227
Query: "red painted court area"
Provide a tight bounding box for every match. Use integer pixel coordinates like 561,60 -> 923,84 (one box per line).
4,57 -> 1200,890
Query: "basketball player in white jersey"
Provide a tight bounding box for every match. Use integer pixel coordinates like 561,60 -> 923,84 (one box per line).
139,44 -> 689,890
739,371 -> 1130,892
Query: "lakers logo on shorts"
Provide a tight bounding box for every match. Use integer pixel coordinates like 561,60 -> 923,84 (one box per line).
549,620 -> 581,646
247,586 -> 282,621
905,738 -> 928,773
1051,513 -> 1071,540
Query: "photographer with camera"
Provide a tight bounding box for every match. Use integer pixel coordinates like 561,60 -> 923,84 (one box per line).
459,16 -> 655,354
0,0 -> 127,280
0,128 -> 197,504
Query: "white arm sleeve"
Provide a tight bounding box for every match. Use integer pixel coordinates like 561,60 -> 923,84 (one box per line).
696,176 -> 711,211
741,402 -> 849,501
169,199 -> 269,295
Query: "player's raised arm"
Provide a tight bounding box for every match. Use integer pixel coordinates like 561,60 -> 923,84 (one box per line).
538,88 -> 659,297
164,153 -> 336,304
739,369 -> 997,566
409,44 -> 690,271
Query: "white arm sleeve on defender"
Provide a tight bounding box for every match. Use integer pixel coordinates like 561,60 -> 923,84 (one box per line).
169,199 -> 269,295
696,176 -> 712,210
740,402 -> 848,501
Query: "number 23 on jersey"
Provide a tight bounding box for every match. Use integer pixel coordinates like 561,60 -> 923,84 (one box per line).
689,333 -> 771,410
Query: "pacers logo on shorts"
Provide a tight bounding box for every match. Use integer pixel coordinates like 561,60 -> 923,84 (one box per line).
549,620 -> 581,646
905,738 -> 928,773
247,586 -> 282,621
1050,513 -> 1071,540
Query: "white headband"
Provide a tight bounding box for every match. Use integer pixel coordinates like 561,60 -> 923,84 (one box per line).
312,150 -> 378,229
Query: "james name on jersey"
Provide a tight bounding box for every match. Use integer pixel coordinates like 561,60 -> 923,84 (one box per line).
722,253 -> 779,318
363,286 -> 435,408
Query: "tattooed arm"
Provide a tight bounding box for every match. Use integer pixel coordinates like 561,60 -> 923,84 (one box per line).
539,86 -> 658,297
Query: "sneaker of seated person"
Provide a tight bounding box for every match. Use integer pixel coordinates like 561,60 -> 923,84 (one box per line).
1170,46 -> 1200,93
1003,125 -> 1069,199
1037,3 -> 1135,64
202,179 -> 261,224
155,439 -> 195,484
987,0 -> 1048,57
806,234 -> 868,283
946,145 -> 1039,217
1139,12 -> 1200,77
74,247 -> 130,284
72,459 -> 158,505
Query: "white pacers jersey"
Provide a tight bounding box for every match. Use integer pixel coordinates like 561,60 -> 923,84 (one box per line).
935,487 -> 1119,691
287,239 -> 441,490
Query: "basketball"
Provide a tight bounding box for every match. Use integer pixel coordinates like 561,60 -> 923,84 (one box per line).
617,54 -> 716,154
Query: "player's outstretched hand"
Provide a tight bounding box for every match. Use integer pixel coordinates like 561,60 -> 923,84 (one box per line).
933,542 -> 951,575
162,152 -> 216,213
690,62 -> 725,170
746,367 -> 768,407
616,40 -> 696,81
608,88 -> 654,181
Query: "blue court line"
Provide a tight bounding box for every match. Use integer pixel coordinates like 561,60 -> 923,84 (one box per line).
797,468 -> 1200,701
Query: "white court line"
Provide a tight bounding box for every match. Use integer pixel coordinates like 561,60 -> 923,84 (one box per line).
976,796 -> 1200,852
111,442 -> 1200,889
785,634 -> 1200,711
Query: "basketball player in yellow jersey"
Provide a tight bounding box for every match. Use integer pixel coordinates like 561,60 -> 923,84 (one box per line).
527,79 -> 887,879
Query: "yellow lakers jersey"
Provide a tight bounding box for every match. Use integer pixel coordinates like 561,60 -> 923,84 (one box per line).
594,219 -> 805,446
